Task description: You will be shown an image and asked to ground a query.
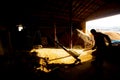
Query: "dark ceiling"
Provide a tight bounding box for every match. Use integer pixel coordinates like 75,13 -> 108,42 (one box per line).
0,0 -> 120,28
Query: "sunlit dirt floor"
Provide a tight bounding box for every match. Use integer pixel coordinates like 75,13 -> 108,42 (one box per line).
31,48 -> 94,72
31,48 -> 93,63
30,48 -> 120,80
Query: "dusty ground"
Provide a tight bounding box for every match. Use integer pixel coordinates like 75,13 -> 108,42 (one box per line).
31,48 -> 120,80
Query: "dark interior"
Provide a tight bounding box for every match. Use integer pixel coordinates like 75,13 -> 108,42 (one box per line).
0,1 -> 120,80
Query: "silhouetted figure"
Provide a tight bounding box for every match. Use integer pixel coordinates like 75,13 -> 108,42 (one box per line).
90,29 -> 112,79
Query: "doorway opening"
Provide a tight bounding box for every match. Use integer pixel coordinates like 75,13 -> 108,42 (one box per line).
86,14 -> 120,33
86,14 -> 120,44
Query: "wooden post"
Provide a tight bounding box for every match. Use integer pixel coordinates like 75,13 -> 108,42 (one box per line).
8,31 -> 13,53
81,21 -> 86,33
54,22 -> 57,47
69,0 -> 72,49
